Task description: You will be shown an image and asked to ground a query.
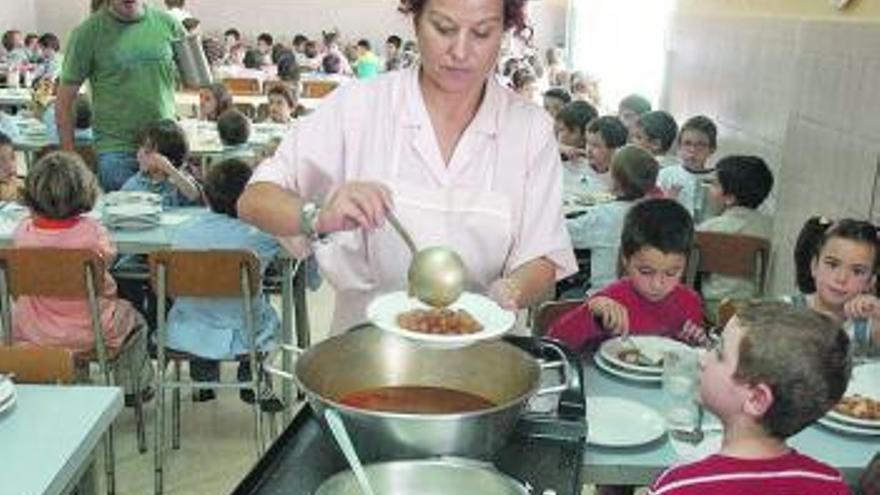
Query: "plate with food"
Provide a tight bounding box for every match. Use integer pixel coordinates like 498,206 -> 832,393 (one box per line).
367,291 -> 516,348
593,352 -> 662,384
599,336 -> 693,375
825,362 -> 880,429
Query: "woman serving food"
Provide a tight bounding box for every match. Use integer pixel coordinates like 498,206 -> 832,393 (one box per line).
238,0 -> 576,333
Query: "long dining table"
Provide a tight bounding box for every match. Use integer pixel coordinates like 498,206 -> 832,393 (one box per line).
581,357 -> 877,487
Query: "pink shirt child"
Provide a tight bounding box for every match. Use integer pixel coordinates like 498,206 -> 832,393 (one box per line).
548,278 -> 703,351
649,451 -> 851,495
12,216 -> 141,352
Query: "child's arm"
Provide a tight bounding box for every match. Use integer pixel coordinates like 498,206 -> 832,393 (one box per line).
148,152 -> 202,203
589,296 -> 629,335
546,296 -> 628,350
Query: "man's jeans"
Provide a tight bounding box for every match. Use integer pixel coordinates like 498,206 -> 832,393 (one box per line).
97,151 -> 139,192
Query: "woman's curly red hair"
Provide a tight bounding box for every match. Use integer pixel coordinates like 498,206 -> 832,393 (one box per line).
398,0 -> 531,40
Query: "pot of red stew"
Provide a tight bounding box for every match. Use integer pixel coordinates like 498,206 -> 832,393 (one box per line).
295,325 -> 545,460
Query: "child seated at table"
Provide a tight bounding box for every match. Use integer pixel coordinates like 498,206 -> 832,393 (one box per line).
551,198 -> 706,352
165,158 -> 283,410
264,84 -> 296,124
199,83 -> 233,122
657,115 -> 717,219
42,94 -> 94,145
583,115 -> 629,195
617,93 -> 651,136
697,155 -> 774,320
649,301 -> 851,495
790,216 -> 880,351
632,110 -> 679,169
12,151 -> 150,395
121,119 -> 202,207
217,108 -> 257,164
566,145 -> 659,294
556,101 -> 598,195
0,132 -> 22,201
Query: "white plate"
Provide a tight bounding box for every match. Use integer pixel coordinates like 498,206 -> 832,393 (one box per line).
587,396 -> 666,446
102,191 -> 162,206
818,416 -> 880,437
594,353 -> 662,384
367,291 -> 516,348
825,362 -> 880,429
599,336 -> 693,375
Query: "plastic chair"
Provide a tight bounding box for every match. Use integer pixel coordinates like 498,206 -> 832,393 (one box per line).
149,249 -> 267,494
0,345 -> 76,384
301,79 -> 338,98
686,231 -> 771,296
222,77 -> 262,95
0,247 -> 149,494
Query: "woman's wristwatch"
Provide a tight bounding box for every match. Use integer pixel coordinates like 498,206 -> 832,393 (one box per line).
300,201 -> 322,241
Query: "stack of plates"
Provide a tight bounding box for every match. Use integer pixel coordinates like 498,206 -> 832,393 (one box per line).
0,375 -> 16,416
102,192 -> 162,230
819,362 -> 880,437
594,336 -> 693,384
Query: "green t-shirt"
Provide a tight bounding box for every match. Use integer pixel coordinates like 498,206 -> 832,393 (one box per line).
355,52 -> 381,80
61,5 -> 184,153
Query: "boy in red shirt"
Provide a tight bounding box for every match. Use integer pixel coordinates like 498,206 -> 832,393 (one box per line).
650,301 -> 852,495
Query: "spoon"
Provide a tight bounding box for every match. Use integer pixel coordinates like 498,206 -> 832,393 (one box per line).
385,210 -> 467,308
324,409 -> 377,495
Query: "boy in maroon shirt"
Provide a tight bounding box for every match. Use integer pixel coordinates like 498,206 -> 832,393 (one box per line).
650,301 -> 852,495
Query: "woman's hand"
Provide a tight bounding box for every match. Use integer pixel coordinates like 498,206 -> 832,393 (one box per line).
315,181 -> 393,234
488,278 -> 521,311
588,296 -> 629,335
844,294 -> 880,320
679,320 -> 709,346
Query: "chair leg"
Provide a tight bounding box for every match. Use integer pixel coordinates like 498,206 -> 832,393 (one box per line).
172,361 -> 181,450
104,426 -> 116,495
132,360 -> 147,454
251,365 -> 264,456
154,370 -> 165,495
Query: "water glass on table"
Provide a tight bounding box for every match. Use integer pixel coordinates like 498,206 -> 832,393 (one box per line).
662,349 -> 701,440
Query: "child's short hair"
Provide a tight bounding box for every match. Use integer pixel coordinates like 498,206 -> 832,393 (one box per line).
203,82 -> 233,119
74,96 -> 92,131
267,84 -> 295,107
182,17 -> 200,33
621,197 -> 694,259
243,48 -> 262,69
511,67 -> 537,90
37,33 -> 59,52
556,101 -> 598,136
322,53 -> 342,74
678,115 -> 717,149
204,158 -> 252,218
611,145 -> 659,200
543,87 -> 572,105
619,94 -> 651,115
276,53 -> 300,83
637,111 -> 678,154
733,301 -> 850,438
304,40 -> 320,58
138,119 -> 188,168
586,115 -> 628,149
257,33 -> 274,46
715,155 -> 773,209
0,132 -> 11,148
357,39 -> 371,51
217,109 -> 251,146
23,151 -> 98,219
794,217 -> 880,293
386,35 -> 402,49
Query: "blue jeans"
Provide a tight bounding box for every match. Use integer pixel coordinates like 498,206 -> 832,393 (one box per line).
97,151 -> 139,192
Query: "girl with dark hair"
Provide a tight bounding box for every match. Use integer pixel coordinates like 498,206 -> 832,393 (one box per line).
791,216 -> 880,353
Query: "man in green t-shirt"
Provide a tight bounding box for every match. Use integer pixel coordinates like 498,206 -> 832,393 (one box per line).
56,0 -> 184,191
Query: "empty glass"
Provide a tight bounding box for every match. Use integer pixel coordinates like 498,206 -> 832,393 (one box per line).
662,349 -> 700,433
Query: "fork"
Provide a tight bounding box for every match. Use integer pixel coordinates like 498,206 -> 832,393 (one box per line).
670,404 -> 705,445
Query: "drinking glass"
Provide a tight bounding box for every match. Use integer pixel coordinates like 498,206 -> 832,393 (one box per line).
662,349 -> 700,432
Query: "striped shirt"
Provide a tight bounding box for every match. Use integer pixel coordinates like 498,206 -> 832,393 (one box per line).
649,451 -> 851,495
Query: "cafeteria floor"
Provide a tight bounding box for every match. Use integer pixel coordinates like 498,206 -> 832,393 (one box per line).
108,283 -> 609,494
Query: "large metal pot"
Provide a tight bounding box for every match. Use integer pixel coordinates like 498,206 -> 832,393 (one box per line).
294,326 -> 566,461
315,459 -> 529,495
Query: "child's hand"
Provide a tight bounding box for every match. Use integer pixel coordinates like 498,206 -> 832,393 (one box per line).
146,152 -> 175,175
559,144 -> 586,161
588,296 -> 629,335
664,183 -> 683,200
844,294 -> 880,320
679,320 -> 708,346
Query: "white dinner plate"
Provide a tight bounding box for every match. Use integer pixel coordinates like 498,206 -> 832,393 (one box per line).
599,336 -> 693,375
818,416 -> 880,437
367,291 -> 516,348
825,362 -> 880,429
102,191 -> 162,206
587,396 -> 666,447
594,353 -> 662,384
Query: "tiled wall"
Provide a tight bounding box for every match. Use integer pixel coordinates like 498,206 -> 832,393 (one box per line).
664,13 -> 880,295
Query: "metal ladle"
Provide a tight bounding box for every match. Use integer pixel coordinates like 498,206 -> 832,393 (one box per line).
385,210 -> 467,308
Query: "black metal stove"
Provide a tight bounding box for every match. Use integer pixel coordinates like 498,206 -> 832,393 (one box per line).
232,337 -> 587,495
